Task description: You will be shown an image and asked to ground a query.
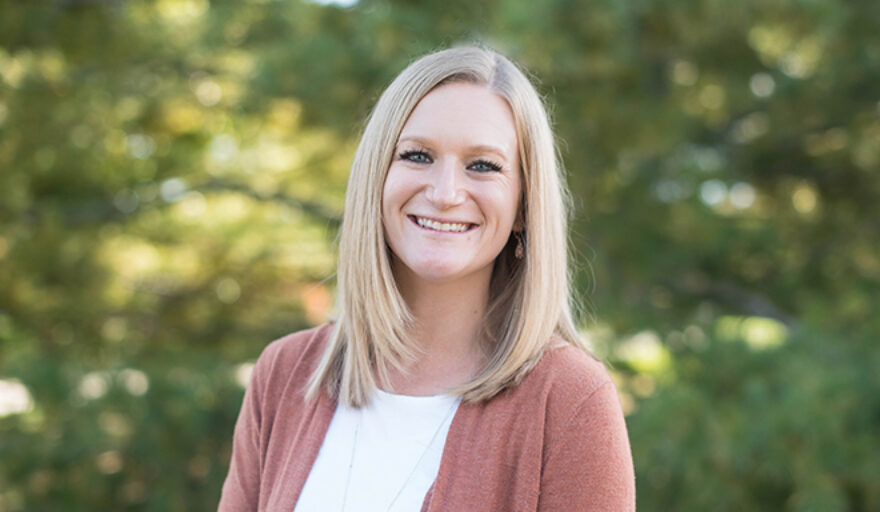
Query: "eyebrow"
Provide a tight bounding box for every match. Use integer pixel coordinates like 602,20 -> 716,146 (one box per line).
397,136 -> 511,161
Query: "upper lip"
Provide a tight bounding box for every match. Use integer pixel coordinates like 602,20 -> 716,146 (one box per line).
409,214 -> 476,225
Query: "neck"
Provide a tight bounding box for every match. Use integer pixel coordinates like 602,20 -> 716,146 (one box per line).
388,266 -> 492,395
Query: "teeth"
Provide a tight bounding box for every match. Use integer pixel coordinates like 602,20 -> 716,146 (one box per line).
415,216 -> 470,232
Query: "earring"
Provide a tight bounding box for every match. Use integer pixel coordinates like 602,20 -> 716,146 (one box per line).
514,232 -> 525,259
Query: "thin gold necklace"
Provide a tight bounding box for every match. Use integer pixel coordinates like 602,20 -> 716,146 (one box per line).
340,398 -> 460,512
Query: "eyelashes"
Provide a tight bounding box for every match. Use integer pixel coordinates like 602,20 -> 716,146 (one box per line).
397,149 -> 504,172
469,158 -> 503,172
399,150 -> 431,164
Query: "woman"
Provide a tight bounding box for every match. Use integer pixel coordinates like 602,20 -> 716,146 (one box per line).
219,46 -> 635,511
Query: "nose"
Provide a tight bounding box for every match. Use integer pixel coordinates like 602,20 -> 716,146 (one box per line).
426,159 -> 465,208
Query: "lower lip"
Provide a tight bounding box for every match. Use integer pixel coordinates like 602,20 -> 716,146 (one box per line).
408,216 -> 476,234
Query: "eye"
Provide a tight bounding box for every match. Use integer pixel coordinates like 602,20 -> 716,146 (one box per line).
399,150 -> 432,164
468,159 -> 503,172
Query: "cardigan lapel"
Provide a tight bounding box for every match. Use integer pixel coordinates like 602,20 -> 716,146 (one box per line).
266,390 -> 337,512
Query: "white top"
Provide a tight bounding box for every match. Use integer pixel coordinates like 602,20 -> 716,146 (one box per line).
294,389 -> 461,512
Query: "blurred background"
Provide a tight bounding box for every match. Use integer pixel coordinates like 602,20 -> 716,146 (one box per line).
1,0 -> 878,510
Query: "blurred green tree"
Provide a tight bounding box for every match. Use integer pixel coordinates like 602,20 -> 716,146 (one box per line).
0,0 -> 877,510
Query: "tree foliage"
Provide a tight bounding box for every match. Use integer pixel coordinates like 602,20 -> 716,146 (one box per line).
0,0 -> 877,510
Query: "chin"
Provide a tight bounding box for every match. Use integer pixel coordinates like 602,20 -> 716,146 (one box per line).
408,262 -> 466,282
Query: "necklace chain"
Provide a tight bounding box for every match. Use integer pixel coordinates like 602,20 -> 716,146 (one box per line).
340,399 -> 460,512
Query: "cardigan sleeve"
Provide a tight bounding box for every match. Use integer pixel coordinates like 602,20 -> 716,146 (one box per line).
218,350 -> 271,511
537,381 -> 636,511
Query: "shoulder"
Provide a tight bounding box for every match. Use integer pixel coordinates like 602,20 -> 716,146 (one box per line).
512,341 -> 626,445
529,343 -> 636,510
485,340 -> 620,435
257,323 -> 333,366
249,323 -> 334,392
526,341 -> 615,410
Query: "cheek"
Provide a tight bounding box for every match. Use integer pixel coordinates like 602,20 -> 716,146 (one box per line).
382,167 -> 420,215
381,169 -> 402,220
480,185 -> 521,227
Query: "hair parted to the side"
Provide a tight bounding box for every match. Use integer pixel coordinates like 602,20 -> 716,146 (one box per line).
306,45 -> 589,408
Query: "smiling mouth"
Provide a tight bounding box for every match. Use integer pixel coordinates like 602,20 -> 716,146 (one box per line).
409,215 -> 476,233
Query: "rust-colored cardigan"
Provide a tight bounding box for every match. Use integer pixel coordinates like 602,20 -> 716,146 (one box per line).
218,324 -> 635,511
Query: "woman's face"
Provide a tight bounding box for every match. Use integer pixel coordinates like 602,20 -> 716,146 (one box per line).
382,82 -> 521,288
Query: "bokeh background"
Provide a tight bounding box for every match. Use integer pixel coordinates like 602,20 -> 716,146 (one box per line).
1,0 -> 878,510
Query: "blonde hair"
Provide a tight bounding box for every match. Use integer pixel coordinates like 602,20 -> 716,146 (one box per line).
307,46 -> 587,407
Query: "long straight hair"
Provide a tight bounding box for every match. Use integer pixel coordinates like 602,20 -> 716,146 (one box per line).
307,46 -> 587,407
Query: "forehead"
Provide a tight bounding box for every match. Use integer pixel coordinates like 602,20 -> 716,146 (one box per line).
398,82 -> 518,155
